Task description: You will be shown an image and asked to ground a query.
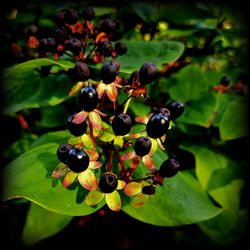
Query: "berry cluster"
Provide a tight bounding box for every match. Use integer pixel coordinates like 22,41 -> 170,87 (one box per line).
22,6 -> 128,64
52,59 -> 185,211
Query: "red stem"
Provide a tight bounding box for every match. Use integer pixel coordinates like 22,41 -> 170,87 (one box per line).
107,150 -> 114,172
88,118 -> 96,150
114,147 -> 129,181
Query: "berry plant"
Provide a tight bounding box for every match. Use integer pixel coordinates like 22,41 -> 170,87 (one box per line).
0,1 -> 248,249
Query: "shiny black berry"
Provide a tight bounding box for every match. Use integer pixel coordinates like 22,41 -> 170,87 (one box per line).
142,185 -> 156,195
57,144 -> 73,164
115,42 -> 127,55
220,76 -> 230,86
101,18 -> 117,34
64,8 -> 79,25
159,158 -> 180,178
97,41 -> 114,57
146,113 -> 169,138
67,114 -> 87,136
39,37 -> 57,53
166,100 -> 185,120
134,136 -> 152,156
25,24 -> 38,36
82,7 -> 95,21
100,61 -> 119,83
65,37 -> 82,54
112,113 -> 132,135
99,172 -> 118,193
159,107 -> 171,118
139,63 -> 158,85
79,86 -> 98,111
67,147 -> 90,173
55,26 -> 71,43
74,62 -> 90,81
128,71 -> 139,85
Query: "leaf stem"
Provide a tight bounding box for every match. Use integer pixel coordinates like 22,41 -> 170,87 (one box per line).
123,96 -> 132,114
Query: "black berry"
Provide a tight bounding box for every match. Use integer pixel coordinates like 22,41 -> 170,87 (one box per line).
112,113 -> 132,135
67,147 -> 90,173
57,144 -> 73,164
159,158 -> 180,178
39,37 -> 57,53
64,8 -> 79,25
166,100 -> 185,120
82,7 -> 95,21
139,63 -> 158,85
65,37 -> 82,54
99,172 -> 118,193
67,114 -> 87,137
146,113 -> 169,138
100,61 -> 119,83
134,136 -> 152,156
142,185 -> 156,195
220,76 -> 230,86
159,107 -> 171,118
128,71 -> 139,85
79,86 -> 99,111
101,18 -> 117,34
115,42 -> 127,55
97,41 -> 114,57
74,62 -> 90,81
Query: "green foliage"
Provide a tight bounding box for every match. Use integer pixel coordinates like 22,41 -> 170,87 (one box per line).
22,203 -> 73,246
117,40 -> 185,73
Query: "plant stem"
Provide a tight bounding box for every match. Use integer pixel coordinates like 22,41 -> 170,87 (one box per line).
114,147 -> 129,181
88,118 -> 96,150
107,150 -> 114,172
123,96 -> 132,114
98,91 -> 106,109
84,45 -> 96,61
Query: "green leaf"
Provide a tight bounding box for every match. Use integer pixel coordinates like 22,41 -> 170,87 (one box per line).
40,104 -> 69,128
219,96 -> 248,140
31,130 -> 70,148
129,98 -> 152,116
166,65 -> 208,102
213,93 -> 235,127
116,40 -> 185,73
1,143 -> 105,216
180,142 -> 244,210
22,203 -> 73,246
114,136 -> 124,149
199,209 -> 248,246
177,92 -> 217,127
122,170 -> 223,226
2,72 -> 73,115
121,149 -> 223,226
130,2 -> 159,23
3,58 -> 74,85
